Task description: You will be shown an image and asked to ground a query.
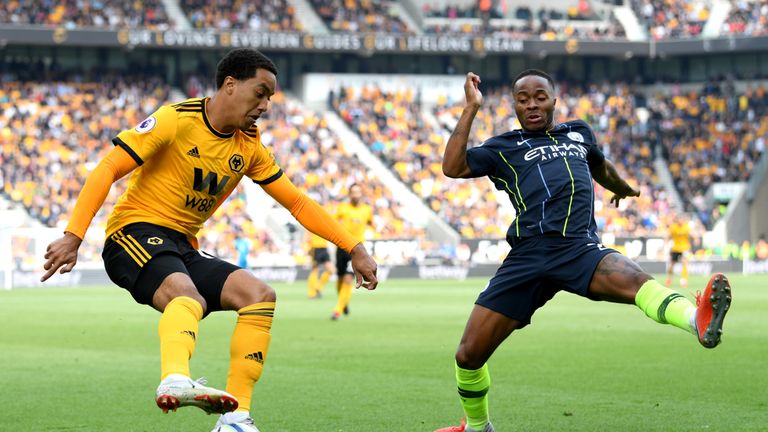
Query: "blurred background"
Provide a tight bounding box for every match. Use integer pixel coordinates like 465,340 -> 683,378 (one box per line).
1,0 -> 767,288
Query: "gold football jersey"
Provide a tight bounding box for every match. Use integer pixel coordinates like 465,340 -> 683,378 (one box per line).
106,98 -> 281,246
670,222 -> 691,253
336,202 -> 373,242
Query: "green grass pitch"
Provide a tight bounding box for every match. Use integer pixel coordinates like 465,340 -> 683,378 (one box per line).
1,274 -> 766,431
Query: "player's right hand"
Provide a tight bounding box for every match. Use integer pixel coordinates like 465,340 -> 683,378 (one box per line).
464,72 -> 483,109
41,231 -> 82,282
349,243 -> 378,290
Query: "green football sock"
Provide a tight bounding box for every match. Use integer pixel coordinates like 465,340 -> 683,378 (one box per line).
456,362 -> 491,431
635,279 -> 696,334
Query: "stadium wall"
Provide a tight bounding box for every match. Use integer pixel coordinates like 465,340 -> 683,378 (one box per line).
3,259 -> 762,289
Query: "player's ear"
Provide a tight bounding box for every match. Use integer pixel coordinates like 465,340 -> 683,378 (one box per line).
223,76 -> 236,95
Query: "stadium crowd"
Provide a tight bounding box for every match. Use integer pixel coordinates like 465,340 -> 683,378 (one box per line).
420,0 -> 626,40
0,75 -> 170,262
309,0 -> 412,33
722,0 -> 768,36
631,0 -> 710,39
180,0 -> 301,31
648,80 -> 768,228
0,0 -> 172,29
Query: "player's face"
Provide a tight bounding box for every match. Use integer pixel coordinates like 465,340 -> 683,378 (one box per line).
233,68 -> 276,130
513,76 -> 556,132
349,185 -> 363,205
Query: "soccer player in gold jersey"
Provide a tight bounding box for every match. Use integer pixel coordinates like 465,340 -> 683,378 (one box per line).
306,232 -> 334,298
331,183 -> 373,320
40,49 -> 378,432
666,214 -> 692,288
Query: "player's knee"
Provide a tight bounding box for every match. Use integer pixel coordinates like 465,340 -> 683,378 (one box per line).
221,270 -> 277,309
454,346 -> 484,370
153,273 -> 206,312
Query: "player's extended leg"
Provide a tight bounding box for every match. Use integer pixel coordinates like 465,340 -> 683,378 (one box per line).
318,261 -> 334,294
665,255 -> 674,286
152,271 -> 238,414
332,273 -> 354,320
589,253 -> 731,348
308,264 -> 320,298
216,269 -> 276,429
434,305 -> 522,432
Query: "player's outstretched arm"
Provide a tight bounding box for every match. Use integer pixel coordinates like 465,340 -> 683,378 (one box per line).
590,159 -> 640,207
41,146 -> 138,282
442,72 -> 483,179
262,176 -> 378,290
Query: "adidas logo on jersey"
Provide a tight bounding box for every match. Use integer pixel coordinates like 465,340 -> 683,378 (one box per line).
181,330 -> 196,341
244,352 -> 264,364
187,147 -> 200,158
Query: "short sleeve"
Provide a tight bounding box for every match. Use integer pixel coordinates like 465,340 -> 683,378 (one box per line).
244,128 -> 283,185
112,105 -> 177,165
466,142 -> 497,177
583,124 -> 605,169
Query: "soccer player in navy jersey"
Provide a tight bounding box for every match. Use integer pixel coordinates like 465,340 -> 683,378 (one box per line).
434,70 -> 732,432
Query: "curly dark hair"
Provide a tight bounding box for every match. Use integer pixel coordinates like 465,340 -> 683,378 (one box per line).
215,49 -> 278,89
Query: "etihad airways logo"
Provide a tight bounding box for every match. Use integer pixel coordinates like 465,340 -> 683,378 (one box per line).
524,143 -> 587,162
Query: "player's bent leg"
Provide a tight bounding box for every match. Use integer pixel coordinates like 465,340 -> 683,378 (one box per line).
695,273 -> 732,348
589,253 -> 652,304
151,272 -> 236,414
220,270 -> 276,417
590,253 -> 699,337
435,305 -> 520,432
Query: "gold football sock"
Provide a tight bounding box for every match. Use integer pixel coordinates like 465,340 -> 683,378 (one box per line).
308,268 -> 319,297
158,296 -> 203,380
226,302 -> 275,412
333,282 -> 353,315
318,270 -> 331,291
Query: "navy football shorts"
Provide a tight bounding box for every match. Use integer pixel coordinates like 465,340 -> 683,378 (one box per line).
102,222 -> 240,313
476,234 -> 618,328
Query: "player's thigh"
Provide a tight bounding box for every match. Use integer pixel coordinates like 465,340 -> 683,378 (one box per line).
102,224 -> 196,309
589,252 -> 653,303
181,247 -> 242,314
475,244 -> 555,329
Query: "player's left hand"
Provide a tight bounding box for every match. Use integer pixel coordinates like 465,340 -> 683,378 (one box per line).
610,187 -> 641,207
349,243 -> 378,290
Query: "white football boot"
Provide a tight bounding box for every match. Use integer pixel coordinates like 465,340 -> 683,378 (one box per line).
155,374 -> 238,414
212,411 -> 261,432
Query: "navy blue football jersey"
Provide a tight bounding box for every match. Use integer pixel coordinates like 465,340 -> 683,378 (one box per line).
466,119 -> 605,244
